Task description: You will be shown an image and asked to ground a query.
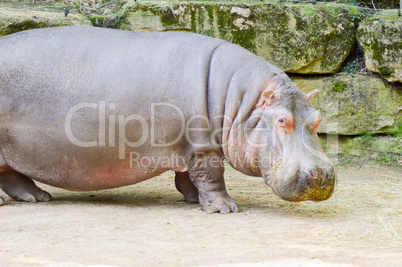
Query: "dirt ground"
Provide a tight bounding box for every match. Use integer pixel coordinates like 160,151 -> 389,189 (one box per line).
0,165 -> 400,267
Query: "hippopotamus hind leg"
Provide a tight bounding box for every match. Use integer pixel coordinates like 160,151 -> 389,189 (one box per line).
0,171 -> 52,203
174,171 -> 199,203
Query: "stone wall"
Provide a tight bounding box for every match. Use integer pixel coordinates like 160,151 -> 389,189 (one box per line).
119,2 -> 356,74
0,0 -> 401,137
351,0 -> 400,9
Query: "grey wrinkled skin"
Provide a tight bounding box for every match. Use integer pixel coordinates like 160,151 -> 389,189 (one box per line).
0,26 -> 335,213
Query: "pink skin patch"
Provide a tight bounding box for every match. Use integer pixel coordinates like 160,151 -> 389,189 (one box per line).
275,111 -> 294,134
306,89 -> 319,103
310,169 -> 317,178
255,82 -> 283,110
311,112 -> 321,134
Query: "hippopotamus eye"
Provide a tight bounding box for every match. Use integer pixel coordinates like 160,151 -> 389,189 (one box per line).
276,113 -> 294,131
277,117 -> 286,126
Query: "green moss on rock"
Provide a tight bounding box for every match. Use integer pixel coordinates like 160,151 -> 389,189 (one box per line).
332,80 -> 348,92
319,134 -> 402,167
120,2 -> 356,74
291,74 -> 402,135
0,5 -> 91,36
89,15 -> 105,25
357,10 -> 402,83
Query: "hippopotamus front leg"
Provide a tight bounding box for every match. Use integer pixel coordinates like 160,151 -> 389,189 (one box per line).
0,171 -> 52,203
174,171 -> 199,203
188,153 -> 239,214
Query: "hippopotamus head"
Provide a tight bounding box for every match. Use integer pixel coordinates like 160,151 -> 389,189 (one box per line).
224,72 -> 335,202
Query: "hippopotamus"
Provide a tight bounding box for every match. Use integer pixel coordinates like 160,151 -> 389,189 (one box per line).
0,26 -> 335,213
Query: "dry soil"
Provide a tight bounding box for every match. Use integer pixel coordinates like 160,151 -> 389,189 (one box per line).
0,165 -> 400,267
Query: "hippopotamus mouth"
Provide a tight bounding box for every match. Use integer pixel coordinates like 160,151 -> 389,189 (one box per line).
263,164 -> 336,202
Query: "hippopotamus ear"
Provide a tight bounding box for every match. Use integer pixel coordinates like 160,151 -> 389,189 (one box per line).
306,89 -> 319,103
255,90 -> 277,109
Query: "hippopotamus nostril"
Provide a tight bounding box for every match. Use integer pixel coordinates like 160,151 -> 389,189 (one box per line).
304,167 -> 318,179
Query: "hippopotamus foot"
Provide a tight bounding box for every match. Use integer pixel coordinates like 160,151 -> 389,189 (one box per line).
199,191 -> 239,214
0,171 -> 52,203
174,172 -> 199,203
188,153 -> 239,214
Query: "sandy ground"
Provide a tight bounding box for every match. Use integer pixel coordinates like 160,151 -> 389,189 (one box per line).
0,165 -> 400,267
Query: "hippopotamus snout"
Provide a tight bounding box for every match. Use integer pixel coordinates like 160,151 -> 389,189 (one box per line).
269,164 -> 336,202
302,166 -> 335,187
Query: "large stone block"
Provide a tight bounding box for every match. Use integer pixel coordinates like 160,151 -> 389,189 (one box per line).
357,10 -> 402,83
120,2 -> 356,74
0,3 -> 91,37
291,74 -> 402,135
